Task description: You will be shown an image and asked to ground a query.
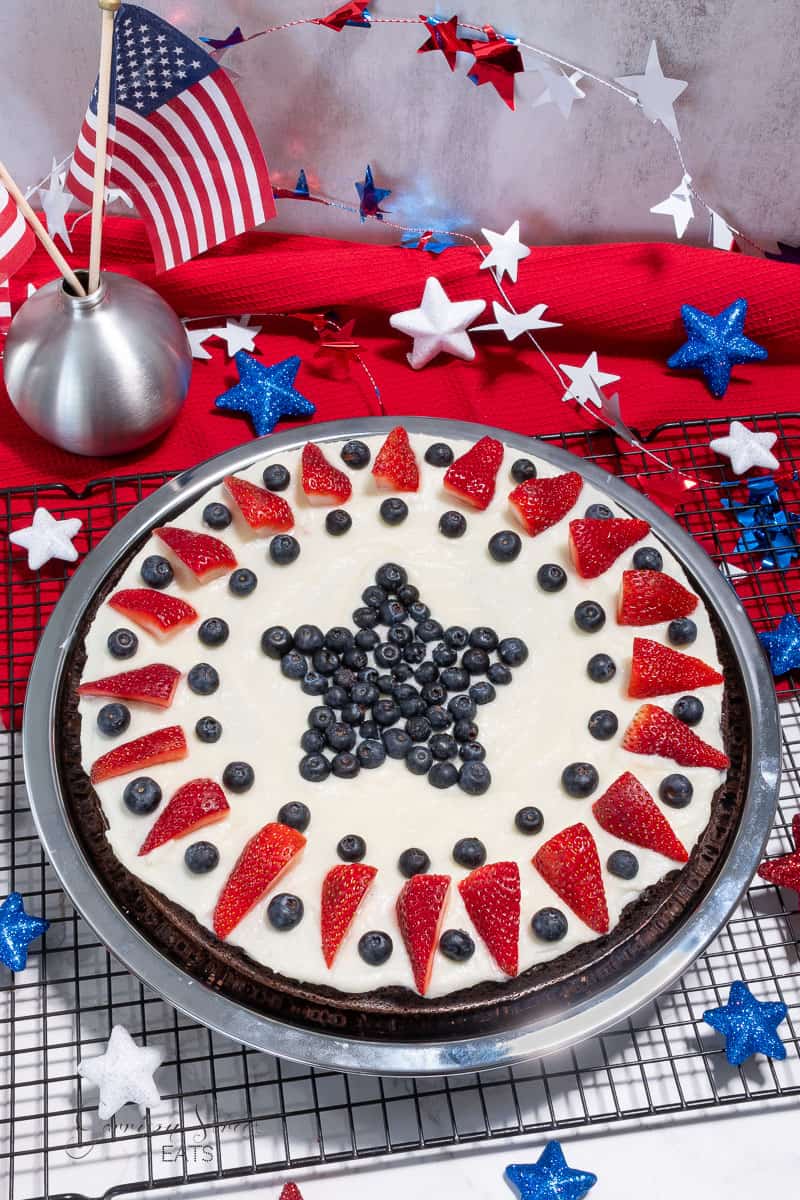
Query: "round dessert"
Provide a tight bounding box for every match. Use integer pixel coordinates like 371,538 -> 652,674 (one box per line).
60,427 -> 745,1038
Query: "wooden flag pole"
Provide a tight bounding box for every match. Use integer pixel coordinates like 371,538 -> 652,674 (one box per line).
87,0 -> 120,294
0,161 -> 87,297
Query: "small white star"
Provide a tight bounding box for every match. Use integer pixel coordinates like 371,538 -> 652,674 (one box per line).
191,60 -> 201,69
709,420 -> 779,474
616,40 -> 688,141
532,65 -> 585,119
650,173 -> 694,238
710,210 -> 736,251
389,276 -> 486,369
479,220 -> 530,284
78,1025 -> 162,1121
558,352 -> 620,406
9,507 -> 82,571
185,325 -> 216,360
212,318 -> 262,358
38,158 -> 74,251
471,300 -> 561,341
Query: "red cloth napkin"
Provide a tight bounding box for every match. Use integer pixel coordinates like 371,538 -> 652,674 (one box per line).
3,216 -> 800,488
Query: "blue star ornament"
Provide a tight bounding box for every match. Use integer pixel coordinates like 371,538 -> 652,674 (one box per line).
355,164 -> 391,222
667,298 -> 767,398
506,1141 -> 597,1200
0,892 -> 49,972
703,980 -> 788,1066
759,613 -> 800,675
215,352 -> 315,437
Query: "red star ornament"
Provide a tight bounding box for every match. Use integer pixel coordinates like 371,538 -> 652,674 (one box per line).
417,14 -> 468,71
467,25 -> 525,110
758,813 -> 800,904
633,469 -> 698,515
313,318 -> 360,379
314,2 -> 370,31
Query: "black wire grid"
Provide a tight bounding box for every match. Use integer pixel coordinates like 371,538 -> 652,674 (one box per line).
3,415 -> 800,1200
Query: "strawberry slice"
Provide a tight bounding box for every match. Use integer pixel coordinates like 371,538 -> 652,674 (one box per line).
443,436 -> 504,510
138,778 -> 229,856
628,638 -> 724,699
78,664 -> 180,708
224,474 -> 294,532
534,823 -> 610,934
458,861 -> 520,976
509,471 -> 583,536
592,772 -> 688,863
302,443 -> 352,506
618,569 -> 699,626
108,588 -> 198,638
213,823 -> 306,939
569,517 -> 650,579
395,874 -> 450,995
321,863 -> 377,966
90,724 -> 187,784
154,526 -> 237,581
372,426 -> 420,492
622,704 -> 730,769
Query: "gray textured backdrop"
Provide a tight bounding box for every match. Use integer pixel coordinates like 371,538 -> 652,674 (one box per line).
1,0 -> 798,249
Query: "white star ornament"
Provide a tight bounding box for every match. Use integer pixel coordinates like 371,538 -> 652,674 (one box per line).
78,1025 -> 163,1121
650,174 -> 694,238
533,66 -> 585,119
389,277 -> 486,369
472,300 -> 561,341
616,40 -> 687,141
9,507 -> 82,570
558,352 -> 620,406
479,220 -> 530,284
709,420 -> 779,474
214,318 -> 262,358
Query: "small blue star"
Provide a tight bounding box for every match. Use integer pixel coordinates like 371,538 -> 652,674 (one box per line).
758,612 -> 800,676
0,892 -> 49,972
214,351 -> 315,437
703,980 -> 788,1066
666,298 -> 767,397
294,168 -> 309,197
506,1141 -> 597,1200
355,163 -> 391,222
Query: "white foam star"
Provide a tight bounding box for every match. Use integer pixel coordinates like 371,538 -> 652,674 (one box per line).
9,507 -> 82,570
38,157 -> 74,250
185,325 -> 217,360
213,318 -> 262,358
389,276 -> 486,369
650,174 -> 694,238
78,1025 -> 163,1121
471,300 -> 561,341
558,352 -> 620,406
616,40 -> 688,141
709,420 -> 779,474
479,220 -> 531,284
532,66 -> 585,119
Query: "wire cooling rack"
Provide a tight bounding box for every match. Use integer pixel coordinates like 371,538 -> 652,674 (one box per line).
3,414 -> 800,1200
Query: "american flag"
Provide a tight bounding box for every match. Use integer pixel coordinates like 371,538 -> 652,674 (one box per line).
0,280 -> 12,336
0,181 -> 35,285
66,3 -> 275,273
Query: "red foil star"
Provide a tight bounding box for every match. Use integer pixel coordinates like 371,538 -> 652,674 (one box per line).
417,14 -> 468,71
758,814 -> 800,904
633,469 -> 698,515
314,318 -> 360,379
314,2 -> 371,31
467,25 -> 525,110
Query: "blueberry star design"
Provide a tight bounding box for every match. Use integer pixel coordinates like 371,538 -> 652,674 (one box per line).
355,164 -> 391,222
759,613 -> 800,676
506,1141 -> 598,1200
214,351 -> 316,437
0,892 -> 49,972
666,298 -> 768,398
703,980 -> 788,1066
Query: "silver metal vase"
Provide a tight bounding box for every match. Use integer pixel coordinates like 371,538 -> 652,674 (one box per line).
3,270 -> 192,456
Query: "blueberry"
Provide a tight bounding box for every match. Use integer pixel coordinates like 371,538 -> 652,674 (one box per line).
313,647 -> 340,676
562,762 -> 599,797
184,841 -> 220,874
281,650 -> 308,680
299,753 -> 331,782
462,647 -> 490,675
383,728 -> 413,758
432,643 -> 457,668
359,930 -> 393,965
608,849 -> 639,879
379,600 -> 407,627
107,628 -> 138,659
362,584 -> 387,607
532,907 -> 568,941
673,695 -> 704,726
339,702 -> 362,726
360,720 -> 380,741
302,671 -> 329,697
574,601 -> 606,633
448,694 -> 476,722
357,739 -> 386,769
511,457 -> 537,483
326,627 -> 353,654
375,562 -> 407,591
421,681 -> 447,705
198,617 -> 229,647
341,439 -> 371,469
380,497 -> 409,526
229,568 -> 257,595
537,563 -> 567,593
453,718 -> 478,743
425,442 -> 454,467
668,618 -> 697,646
439,511 -> 467,538
444,625 -> 469,649
417,618 -> 444,644
267,893 -> 304,930
301,729 -> 325,753
406,715 -> 433,743
403,641 -> 427,665
458,761 -> 491,795
406,745 -> 434,775
375,644 -> 402,671
343,647 -> 369,670
585,503 -> 613,519
429,761 -> 459,789
351,681 -> 379,706
269,534 -> 300,565
203,501 -> 232,530
309,708 -> 337,737
515,806 -> 543,834
326,509 -> 352,536
399,847 -> 430,876
295,625 -> 324,654
487,662 -> 512,685
659,774 -> 693,807
430,733 -> 458,760
453,837 -> 486,869
261,625 -> 293,658
426,705 -> 452,731
376,674 -> 395,695
442,665 -> 470,690
588,710 -> 618,740
338,834 -> 367,862
373,698 -> 401,727
414,662 -> 439,685
140,554 -> 174,589
278,801 -> 311,832
223,761 -> 254,792
489,530 -> 522,563
195,715 -> 222,743
326,722 -> 356,752
262,463 -> 290,491
389,624 -> 414,648
460,741 -> 486,762
439,929 -> 475,961
353,605 -> 380,629
188,663 -> 220,695
633,546 -> 663,571
398,583 -> 419,605
123,777 -> 162,815
497,636 -> 528,667
469,681 -> 496,706
355,628 -> 380,651
97,702 -> 130,736
587,653 -> 616,682
469,626 -> 499,652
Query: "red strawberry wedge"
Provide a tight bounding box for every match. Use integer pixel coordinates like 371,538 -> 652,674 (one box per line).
617,569 -> 699,626
78,664 -> 180,708
90,725 -> 187,784
533,823 -> 609,934
569,517 -> 650,578
622,704 -> 730,769
213,823 -> 306,940
628,638 -> 724,699
372,426 -> 420,492
321,863 -> 377,967
138,778 -> 229,856
396,874 -> 450,995
108,588 -> 198,638
224,474 -> 294,532
458,861 -> 520,976
592,772 -> 688,863
509,471 -> 583,536
444,436 -> 504,510
154,526 -> 237,581
302,443 -> 352,506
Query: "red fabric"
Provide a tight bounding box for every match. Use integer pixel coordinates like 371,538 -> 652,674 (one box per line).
3,216 -> 800,488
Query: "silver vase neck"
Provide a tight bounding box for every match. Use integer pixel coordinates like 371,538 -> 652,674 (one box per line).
61,270 -> 108,312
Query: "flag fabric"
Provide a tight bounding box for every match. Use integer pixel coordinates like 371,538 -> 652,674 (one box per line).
0,182 -> 35,285
66,3 -> 275,273
0,280 -> 12,335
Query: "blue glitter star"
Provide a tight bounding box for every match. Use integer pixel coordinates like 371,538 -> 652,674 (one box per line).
0,892 -> 49,972
400,229 -> 457,254
506,1141 -> 597,1200
355,164 -> 391,222
666,298 -> 767,398
703,980 -> 788,1066
214,351 -> 315,437
758,613 -> 800,676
